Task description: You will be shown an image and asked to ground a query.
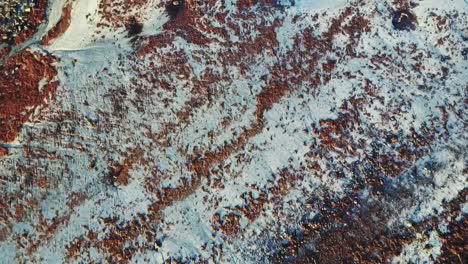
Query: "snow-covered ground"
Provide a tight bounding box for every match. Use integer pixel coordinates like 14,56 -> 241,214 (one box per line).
0,0 -> 466,263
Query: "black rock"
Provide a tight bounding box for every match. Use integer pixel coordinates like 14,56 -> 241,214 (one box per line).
127,18 -> 143,37
166,0 -> 184,19
392,10 -> 417,31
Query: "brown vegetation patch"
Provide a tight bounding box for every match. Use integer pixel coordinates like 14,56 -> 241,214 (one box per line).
108,149 -> 143,187
213,213 -> 241,236
0,145 -> 8,157
98,0 -> 151,29
433,189 -> 467,263
40,1 -> 73,45
0,49 -> 58,142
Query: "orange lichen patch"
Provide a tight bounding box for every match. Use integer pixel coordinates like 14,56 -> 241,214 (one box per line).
94,216 -> 156,263
213,212 -> 241,236
35,176 -> 48,188
137,1 -> 226,56
108,149 -> 143,187
40,1 -> 73,45
66,236 -> 89,260
234,192 -> 268,222
135,33 -> 175,56
0,49 -> 58,143
149,176 -> 202,215
97,236 -> 138,263
13,204 -> 24,221
163,4 -> 214,46
342,13 -> 370,39
27,214 -> 70,255
66,192 -> 88,210
22,146 -> 60,160
211,169 -> 305,237
13,0 -> 48,45
438,106 -> 450,138
312,100 -> 362,156
108,162 -> 131,186
255,80 -> 289,119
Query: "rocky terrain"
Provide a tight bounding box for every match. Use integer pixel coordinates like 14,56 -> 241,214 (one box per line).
0,0 -> 466,263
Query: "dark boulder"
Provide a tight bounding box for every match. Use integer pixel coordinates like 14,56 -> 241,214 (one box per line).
392,9 -> 417,31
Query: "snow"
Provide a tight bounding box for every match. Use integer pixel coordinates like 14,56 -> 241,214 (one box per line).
294,0 -> 349,11
0,0 -> 466,262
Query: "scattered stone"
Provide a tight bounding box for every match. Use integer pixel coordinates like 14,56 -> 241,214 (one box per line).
127,17 -> 143,37
166,0 -> 184,19
392,9 -> 417,31
0,0 -> 48,45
